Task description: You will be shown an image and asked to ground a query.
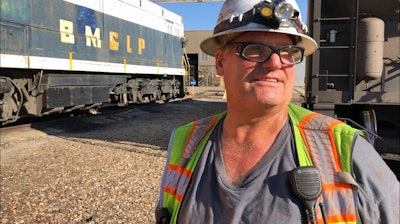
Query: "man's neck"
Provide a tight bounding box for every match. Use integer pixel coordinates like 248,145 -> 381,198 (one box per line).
220,108 -> 288,185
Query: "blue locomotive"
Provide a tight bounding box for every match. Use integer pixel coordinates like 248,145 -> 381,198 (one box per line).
0,0 -> 187,124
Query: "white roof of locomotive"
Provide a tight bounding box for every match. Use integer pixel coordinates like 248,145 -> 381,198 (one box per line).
64,0 -> 184,38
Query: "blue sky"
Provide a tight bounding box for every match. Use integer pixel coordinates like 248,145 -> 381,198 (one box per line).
160,1 -> 309,86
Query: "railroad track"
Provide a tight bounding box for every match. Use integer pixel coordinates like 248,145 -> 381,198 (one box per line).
1,97 -> 192,131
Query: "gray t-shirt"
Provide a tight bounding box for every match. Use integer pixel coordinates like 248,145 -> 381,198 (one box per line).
177,118 -> 399,224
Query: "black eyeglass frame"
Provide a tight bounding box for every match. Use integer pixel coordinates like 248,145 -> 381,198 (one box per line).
227,42 -> 305,65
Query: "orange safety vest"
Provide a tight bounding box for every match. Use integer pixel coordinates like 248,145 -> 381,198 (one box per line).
158,103 -> 360,224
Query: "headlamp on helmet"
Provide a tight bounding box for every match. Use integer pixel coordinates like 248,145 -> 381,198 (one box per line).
257,1 -> 274,18
274,1 -> 296,29
274,1 -> 294,20
214,0 -> 305,36
200,0 -> 318,57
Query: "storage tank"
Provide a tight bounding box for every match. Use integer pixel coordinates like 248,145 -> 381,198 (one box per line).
356,17 -> 385,81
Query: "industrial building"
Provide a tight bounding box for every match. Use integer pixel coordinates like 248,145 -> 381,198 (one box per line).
184,30 -> 223,87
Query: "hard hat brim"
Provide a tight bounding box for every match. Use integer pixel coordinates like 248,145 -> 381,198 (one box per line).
200,24 -> 319,57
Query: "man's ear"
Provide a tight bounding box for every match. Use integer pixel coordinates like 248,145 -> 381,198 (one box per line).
215,49 -> 225,77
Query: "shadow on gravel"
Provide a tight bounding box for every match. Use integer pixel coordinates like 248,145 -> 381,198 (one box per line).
30,99 -> 227,151
27,98 -> 400,180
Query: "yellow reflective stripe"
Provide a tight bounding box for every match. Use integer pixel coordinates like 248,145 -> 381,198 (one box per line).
288,103 -> 313,166
332,123 -> 357,173
164,111 -> 226,224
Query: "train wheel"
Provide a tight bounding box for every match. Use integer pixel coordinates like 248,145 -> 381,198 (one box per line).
137,91 -> 143,103
360,109 -> 378,145
155,88 -> 162,101
0,77 -> 23,124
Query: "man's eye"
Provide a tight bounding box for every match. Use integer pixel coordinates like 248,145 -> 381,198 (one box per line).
280,51 -> 291,57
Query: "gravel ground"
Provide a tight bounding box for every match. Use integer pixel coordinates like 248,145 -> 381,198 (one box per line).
0,87 -> 228,224
0,86 -> 303,224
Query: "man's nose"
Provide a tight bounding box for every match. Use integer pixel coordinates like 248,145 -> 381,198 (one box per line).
262,52 -> 282,68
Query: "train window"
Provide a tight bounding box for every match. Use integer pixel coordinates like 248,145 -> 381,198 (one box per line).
0,0 -> 31,23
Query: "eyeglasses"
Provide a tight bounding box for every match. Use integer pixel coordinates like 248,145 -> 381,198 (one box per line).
227,42 -> 304,65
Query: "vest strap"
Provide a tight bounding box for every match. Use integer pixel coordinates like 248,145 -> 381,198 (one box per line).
337,171 -> 359,189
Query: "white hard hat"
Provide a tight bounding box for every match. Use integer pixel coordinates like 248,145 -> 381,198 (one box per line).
200,0 -> 318,57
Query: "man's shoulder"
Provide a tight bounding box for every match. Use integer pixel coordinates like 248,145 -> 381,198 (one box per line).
177,111 -> 227,130
288,103 -> 357,132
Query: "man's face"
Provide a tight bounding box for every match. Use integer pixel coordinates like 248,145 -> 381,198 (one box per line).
215,32 -> 296,112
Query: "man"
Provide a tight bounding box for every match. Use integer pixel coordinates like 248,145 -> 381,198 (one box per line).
156,0 -> 399,223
